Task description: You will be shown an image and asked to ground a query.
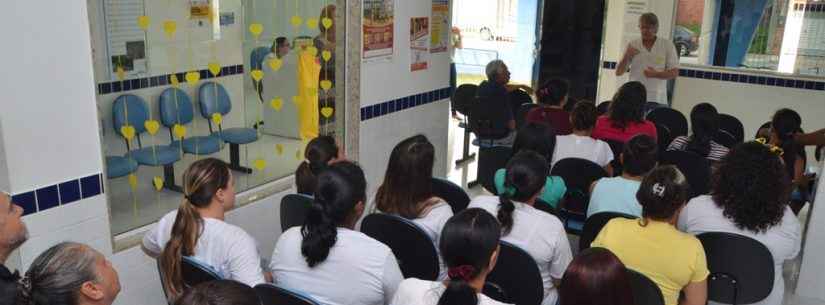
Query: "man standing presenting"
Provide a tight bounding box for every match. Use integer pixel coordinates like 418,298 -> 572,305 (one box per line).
616,12 -> 679,106
0,193 -> 28,305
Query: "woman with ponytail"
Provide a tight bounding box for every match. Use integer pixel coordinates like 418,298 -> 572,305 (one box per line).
295,135 -> 344,195
391,208 -> 509,305
667,103 -> 729,161
270,161 -> 403,305
143,158 -> 266,299
468,151 -> 573,305
769,108 -> 811,213
526,79 -> 573,135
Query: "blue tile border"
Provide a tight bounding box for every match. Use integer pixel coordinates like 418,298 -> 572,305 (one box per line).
97,64 -> 245,95
361,87 -> 452,121
602,61 -> 825,92
10,173 -> 104,216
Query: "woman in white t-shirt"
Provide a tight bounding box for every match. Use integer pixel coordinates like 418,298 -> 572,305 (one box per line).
392,208 -> 510,305
468,151 -> 573,305
552,102 -> 614,173
143,158 -> 266,300
270,162 -> 403,305
375,135 -> 453,279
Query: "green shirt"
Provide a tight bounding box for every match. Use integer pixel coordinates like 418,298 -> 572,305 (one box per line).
494,168 -> 567,208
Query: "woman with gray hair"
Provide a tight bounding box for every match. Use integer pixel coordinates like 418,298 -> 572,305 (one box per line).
18,242 -> 121,305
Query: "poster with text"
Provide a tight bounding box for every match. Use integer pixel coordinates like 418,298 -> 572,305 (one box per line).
363,0 -> 395,61
430,0 -> 449,53
410,17 -> 430,71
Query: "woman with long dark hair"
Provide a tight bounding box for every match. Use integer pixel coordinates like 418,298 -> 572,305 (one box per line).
558,247 -> 633,305
295,135 -> 344,195
495,123 -> 567,209
469,151 -> 573,305
769,108 -> 811,213
270,161 -> 403,305
667,103 -> 729,161
592,81 -> 658,143
391,208 -> 507,305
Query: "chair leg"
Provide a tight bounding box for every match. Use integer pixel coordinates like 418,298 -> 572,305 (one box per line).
455,128 -> 476,167
163,164 -> 183,193
229,143 -> 253,174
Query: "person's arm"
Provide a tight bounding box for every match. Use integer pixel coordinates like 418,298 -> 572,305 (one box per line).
505,84 -> 534,95
382,252 -> 404,305
795,128 -> 825,146
549,228 -> 574,286
680,280 -> 707,305
141,227 -> 162,258
616,43 -> 640,76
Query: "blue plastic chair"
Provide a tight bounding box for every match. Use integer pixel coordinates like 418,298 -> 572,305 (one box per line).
181,256 -> 222,288
255,283 -> 322,305
105,156 -> 138,179
198,82 -> 259,173
159,88 -> 223,156
251,47 -> 271,70
113,94 -> 182,191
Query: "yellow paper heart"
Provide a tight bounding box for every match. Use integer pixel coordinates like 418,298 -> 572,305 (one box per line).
275,144 -> 284,155
163,20 -> 177,37
185,71 -> 200,86
144,120 -> 160,135
120,125 -> 136,140
267,58 -> 283,71
127,174 -> 138,190
306,46 -> 318,57
152,176 -> 164,191
250,69 -> 264,81
320,107 -> 334,118
270,98 -> 283,111
137,16 -> 150,30
249,23 -> 263,37
295,149 -> 303,160
322,50 -> 332,62
170,74 -> 180,88
208,62 -> 221,76
290,15 -> 303,28
173,124 -> 187,139
306,18 -> 319,29
253,159 -> 267,171
321,17 -> 333,29
211,113 -> 223,125
116,66 -> 126,81
320,80 -> 333,91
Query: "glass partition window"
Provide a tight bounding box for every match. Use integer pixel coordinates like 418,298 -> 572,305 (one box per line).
91,0 -> 344,235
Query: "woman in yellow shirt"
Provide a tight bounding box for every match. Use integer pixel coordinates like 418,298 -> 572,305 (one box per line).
591,165 -> 708,305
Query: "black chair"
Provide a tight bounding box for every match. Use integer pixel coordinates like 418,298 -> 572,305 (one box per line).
605,139 -> 624,176
452,84 -> 479,166
469,95 -> 513,144
483,241 -> 544,305
597,101 -> 611,115
579,212 -> 636,251
516,103 -> 540,129
508,89 -> 533,121
431,177 -> 470,213
256,283 -> 321,305
181,256 -> 221,289
647,107 -> 688,139
627,268 -> 665,305
716,113 -> 745,148
660,150 -> 711,198
360,213 -> 440,280
551,158 -> 607,233
697,232 -> 775,305
477,146 -> 513,194
280,194 -> 314,232
655,123 -> 674,156
533,199 -> 557,216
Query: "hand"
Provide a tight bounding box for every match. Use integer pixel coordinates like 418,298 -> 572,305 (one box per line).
625,44 -> 640,60
644,67 -> 659,78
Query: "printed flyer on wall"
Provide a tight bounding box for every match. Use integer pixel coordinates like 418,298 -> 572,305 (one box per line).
410,17 -> 430,71
430,0 -> 449,53
363,0 -> 395,61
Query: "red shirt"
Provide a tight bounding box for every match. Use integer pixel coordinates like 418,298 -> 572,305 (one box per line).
592,115 -> 658,143
525,107 -> 573,135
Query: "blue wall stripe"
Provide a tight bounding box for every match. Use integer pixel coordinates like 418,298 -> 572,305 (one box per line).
97,64 -> 245,95
11,174 -> 104,216
360,87 -> 452,121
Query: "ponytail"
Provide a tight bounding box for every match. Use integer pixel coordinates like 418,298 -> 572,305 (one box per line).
296,136 -> 340,195
437,265 -> 479,305
438,208 -> 501,305
301,195 -> 338,267
497,151 -> 548,235
497,186 -> 517,234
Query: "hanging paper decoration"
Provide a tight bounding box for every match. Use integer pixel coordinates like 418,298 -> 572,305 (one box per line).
137,16 -> 150,31
208,62 -> 222,76
306,46 -> 319,57
321,17 -> 333,29
211,113 -> 223,125
253,159 -> 267,171
116,66 -> 126,81
306,18 -> 319,29
152,176 -> 164,191
127,174 -> 138,190
185,71 -> 200,86
290,15 -> 304,28
270,97 -> 284,111
320,80 -> 332,91
170,74 -> 180,88
267,58 -> 283,71
295,149 -> 303,160
173,124 -> 187,139
163,20 -> 177,37
120,125 -> 136,141
249,23 -> 264,38
250,69 -> 264,81
322,50 -> 332,62
144,120 -> 160,135
320,107 -> 334,118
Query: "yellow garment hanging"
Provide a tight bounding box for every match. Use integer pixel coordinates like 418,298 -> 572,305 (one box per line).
297,49 -> 321,140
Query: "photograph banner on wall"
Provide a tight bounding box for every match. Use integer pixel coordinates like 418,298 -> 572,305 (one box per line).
430,0 -> 449,53
363,0 -> 395,60
410,17 -> 430,71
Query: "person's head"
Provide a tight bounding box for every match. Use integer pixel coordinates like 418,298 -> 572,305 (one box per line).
537,79 -> 569,106
771,108 -> 804,176
512,123 -> 557,162
712,142 -> 790,233
174,280 -> 259,305
437,208 -> 502,305
375,135 -> 435,219
498,151 -> 549,234
296,136 -> 342,195
609,82 -> 647,129
571,102 -> 598,132
0,193 -> 27,262
559,247 -> 633,305
21,242 -> 120,305
272,37 -> 290,57
160,158 -> 233,297
686,103 -> 720,156
319,4 -> 336,39
485,60 -> 510,85
636,165 -> 689,222
639,12 -> 659,40
621,134 -> 658,177
302,161 -> 367,267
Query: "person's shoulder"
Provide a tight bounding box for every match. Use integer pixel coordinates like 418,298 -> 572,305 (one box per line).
398,278 -> 435,292
209,219 -> 256,243
468,195 -> 500,211
479,293 -> 514,305
343,229 -> 394,255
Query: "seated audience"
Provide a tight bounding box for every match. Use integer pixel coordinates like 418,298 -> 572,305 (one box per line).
592,81 -> 657,143
592,165 -> 708,305
551,102 -> 614,171
476,60 -> 524,145
678,141 -> 801,305
391,208 -> 508,305
0,193 -> 28,305
296,135 -> 344,195
770,109 -> 810,213
587,134 -> 657,217
270,161 -> 403,305
526,79 -> 573,135
470,151 -> 573,305
559,247 -> 633,305
495,123 -> 567,209
20,242 -> 121,305
174,280 -> 260,305
143,158 -> 266,298
667,103 -> 729,161
375,135 -> 452,279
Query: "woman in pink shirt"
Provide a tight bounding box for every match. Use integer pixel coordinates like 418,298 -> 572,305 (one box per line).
592,81 -> 657,143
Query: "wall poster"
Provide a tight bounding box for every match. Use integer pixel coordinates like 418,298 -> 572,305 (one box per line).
410,17 -> 430,71
430,0 -> 449,53
363,0 -> 395,61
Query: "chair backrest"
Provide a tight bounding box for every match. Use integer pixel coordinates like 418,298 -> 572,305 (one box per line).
198,82 -> 232,118
157,260 -> 172,304
715,113 -> 745,148
596,101 -> 611,115
158,88 -> 195,127
431,178 -> 470,213
579,212 -> 636,251
508,89 -> 533,122
360,213 -> 440,280
533,199 -> 557,216
659,150 -> 711,198
627,268 -> 665,305
605,139 -> 625,176
113,94 -> 150,137
483,241 -> 544,305
181,256 -> 222,289
655,123 -> 674,155
646,107 -> 688,138
516,103 -> 539,129
469,95 -> 513,140
552,157 -> 606,211
280,194 -> 314,232
255,283 -> 322,305
477,146 -> 513,194
451,84 -> 478,116
251,47 -> 271,71
697,232 -> 775,304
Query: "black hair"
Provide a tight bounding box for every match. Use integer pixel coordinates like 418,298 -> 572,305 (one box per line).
437,208 -> 501,305
771,109 -> 805,179
301,161 -> 366,267
271,37 -> 288,52
571,102 -> 598,131
537,79 -> 569,106
295,136 -> 339,195
686,103 -> 719,157
512,123 -> 557,162
609,82 -> 647,130
174,280 -> 260,305
498,151 -> 548,234
622,135 -> 658,176
636,165 -> 689,221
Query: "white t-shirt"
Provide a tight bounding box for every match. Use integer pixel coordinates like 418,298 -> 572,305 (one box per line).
551,134 -> 614,168
467,196 -> 573,305
627,37 -> 679,104
678,195 -> 801,305
270,227 -> 404,305
391,278 -> 512,305
410,201 -> 454,281
142,211 -> 266,287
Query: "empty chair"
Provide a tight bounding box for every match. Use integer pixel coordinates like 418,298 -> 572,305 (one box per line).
483,241 -> 544,305
451,84 -> 479,165
579,212 -> 636,251
198,82 -> 259,173
646,107 -> 688,139
159,88 -> 223,156
105,156 -> 138,179
516,103 -> 540,129
697,232 -> 774,305
280,194 -> 314,232
550,158 -> 607,233
477,146 -> 513,194
360,213 -> 440,280
256,284 -> 322,305
627,269 -> 665,305
181,256 -> 222,289
431,177 -> 470,213
660,150 -> 711,198
715,113 -> 745,148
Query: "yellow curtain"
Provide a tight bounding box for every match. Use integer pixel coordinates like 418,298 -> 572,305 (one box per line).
296,50 -> 321,140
